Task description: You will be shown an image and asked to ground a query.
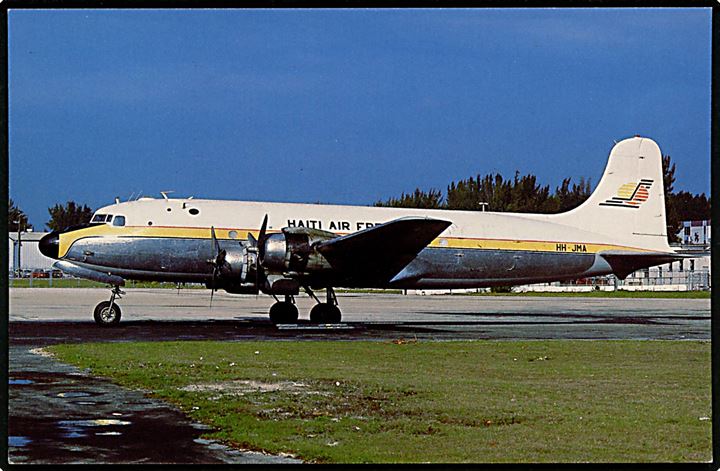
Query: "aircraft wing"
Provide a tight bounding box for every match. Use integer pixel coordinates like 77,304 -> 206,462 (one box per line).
598,250 -> 689,279
315,216 -> 451,284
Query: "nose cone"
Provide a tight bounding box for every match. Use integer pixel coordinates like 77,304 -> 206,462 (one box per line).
39,232 -> 60,259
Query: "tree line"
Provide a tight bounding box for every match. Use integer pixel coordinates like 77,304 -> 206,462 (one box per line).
7,154 -> 711,243
374,155 -> 710,243
8,199 -> 93,232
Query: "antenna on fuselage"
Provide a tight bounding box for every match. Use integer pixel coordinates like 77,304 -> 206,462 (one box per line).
160,191 -> 174,201
115,197 -> 121,204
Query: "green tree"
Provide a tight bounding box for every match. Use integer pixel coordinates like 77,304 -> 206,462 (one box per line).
662,154 -> 676,195
446,173 -> 513,211
507,172 -> 552,213
47,201 -> 94,231
666,191 -> 711,241
8,199 -> 32,232
375,188 -> 443,209
550,177 -> 592,213
661,154 -> 678,242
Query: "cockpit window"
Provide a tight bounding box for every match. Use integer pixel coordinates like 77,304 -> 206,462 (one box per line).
113,215 -> 126,227
92,214 -> 116,223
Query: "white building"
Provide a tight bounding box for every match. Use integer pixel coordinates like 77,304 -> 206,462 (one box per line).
677,220 -> 711,246
8,231 -> 56,274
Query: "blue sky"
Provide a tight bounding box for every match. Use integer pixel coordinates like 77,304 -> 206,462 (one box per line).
9,8 -> 711,229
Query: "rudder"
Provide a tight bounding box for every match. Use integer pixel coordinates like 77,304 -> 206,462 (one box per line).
551,136 -> 672,252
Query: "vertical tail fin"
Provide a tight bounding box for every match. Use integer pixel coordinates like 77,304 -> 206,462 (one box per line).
551,136 -> 672,252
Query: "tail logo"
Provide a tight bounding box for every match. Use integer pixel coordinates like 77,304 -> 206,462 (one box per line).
599,179 -> 653,209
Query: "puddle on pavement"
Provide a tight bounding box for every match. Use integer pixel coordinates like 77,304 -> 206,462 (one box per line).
54,391 -> 99,399
9,436 -> 32,447
57,419 -> 132,439
59,419 -> 132,427
9,379 -> 34,385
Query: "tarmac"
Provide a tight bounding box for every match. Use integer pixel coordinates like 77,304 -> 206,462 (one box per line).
7,287 -> 712,464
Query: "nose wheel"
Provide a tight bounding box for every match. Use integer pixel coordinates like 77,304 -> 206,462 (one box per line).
94,285 -> 124,326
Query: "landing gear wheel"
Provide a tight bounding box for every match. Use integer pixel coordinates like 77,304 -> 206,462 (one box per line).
325,305 -> 341,323
269,301 -> 299,324
309,303 -> 326,323
94,301 -> 122,326
309,304 -> 342,323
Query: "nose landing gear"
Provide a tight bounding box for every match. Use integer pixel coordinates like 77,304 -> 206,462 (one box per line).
93,285 -> 124,326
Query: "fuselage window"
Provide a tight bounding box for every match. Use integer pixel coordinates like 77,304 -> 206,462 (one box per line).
107,215 -> 113,223
188,208 -> 200,216
113,216 -> 126,227
92,214 -> 107,223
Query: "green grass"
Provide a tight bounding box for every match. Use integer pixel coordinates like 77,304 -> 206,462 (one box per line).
49,340 -> 711,463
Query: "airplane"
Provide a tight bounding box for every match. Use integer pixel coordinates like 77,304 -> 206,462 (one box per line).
39,136 -> 685,326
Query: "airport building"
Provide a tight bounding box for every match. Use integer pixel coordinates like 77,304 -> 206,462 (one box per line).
678,220 -> 711,246
8,231 -> 57,276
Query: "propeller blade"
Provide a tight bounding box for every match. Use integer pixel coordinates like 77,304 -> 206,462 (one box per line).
257,214 -> 268,263
210,226 -> 221,255
247,232 -> 257,247
209,226 -> 224,308
256,215 -> 268,291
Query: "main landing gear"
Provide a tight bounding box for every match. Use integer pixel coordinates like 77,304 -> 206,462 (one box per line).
267,287 -> 342,324
309,287 -> 341,324
94,285 -> 124,326
268,295 -> 299,324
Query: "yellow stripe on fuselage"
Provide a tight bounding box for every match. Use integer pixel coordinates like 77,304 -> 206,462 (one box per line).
57,224 -> 651,259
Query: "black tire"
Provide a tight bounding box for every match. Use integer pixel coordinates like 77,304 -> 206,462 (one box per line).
309,304 -> 342,323
269,302 -> 299,324
93,301 -> 122,326
325,305 -> 342,323
309,304 -> 326,323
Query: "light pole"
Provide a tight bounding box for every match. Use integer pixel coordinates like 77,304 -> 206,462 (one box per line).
13,219 -> 22,277
478,202 -> 489,212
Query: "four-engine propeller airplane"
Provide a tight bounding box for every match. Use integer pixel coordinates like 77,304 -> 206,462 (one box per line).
39,136 -> 684,326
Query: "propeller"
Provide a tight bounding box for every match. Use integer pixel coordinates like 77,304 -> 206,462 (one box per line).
208,226 -> 227,307
245,214 -> 269,291
257,214 -> 269,264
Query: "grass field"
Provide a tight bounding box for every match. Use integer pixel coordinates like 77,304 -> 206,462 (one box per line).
49,340 -> 711,463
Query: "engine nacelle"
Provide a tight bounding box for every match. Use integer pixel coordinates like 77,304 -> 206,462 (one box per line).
222,228 -> 337,293
216,246 -> 259,294
260,228 -> 336,274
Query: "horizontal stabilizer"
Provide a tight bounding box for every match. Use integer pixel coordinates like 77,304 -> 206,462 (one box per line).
316,217 -> 451,283
599,250 -> 688,280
